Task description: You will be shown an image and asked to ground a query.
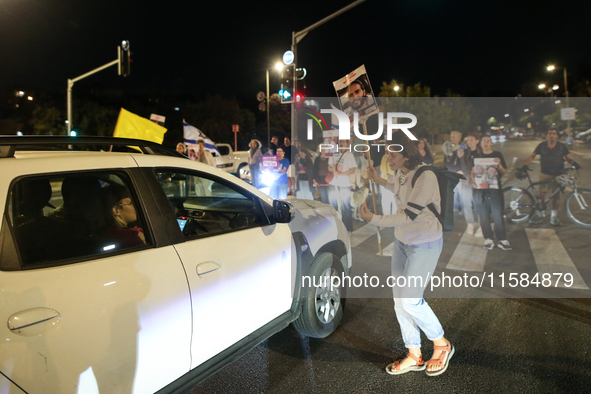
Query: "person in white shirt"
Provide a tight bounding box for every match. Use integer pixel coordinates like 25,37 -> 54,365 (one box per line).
196,140 -> 216,167
360,133 -> 454,377
328,139 -> 357,234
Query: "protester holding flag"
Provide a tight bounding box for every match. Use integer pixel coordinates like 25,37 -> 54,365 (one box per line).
197,140 -> 216,167
183,122 -> 220,156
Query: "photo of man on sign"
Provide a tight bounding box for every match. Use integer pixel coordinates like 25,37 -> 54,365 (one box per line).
333,64 -> 379,122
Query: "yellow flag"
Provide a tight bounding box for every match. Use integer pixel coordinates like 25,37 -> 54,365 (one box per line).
113,108 -> 167,144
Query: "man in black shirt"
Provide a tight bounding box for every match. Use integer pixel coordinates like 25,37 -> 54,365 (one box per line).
525,128 -> 576,226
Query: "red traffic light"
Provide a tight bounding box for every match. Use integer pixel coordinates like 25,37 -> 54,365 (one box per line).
295,93 -> 304,103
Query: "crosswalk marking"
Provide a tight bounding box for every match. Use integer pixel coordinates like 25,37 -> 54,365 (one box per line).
445,227 -> 488,271
525,228 -> 589,290
350,223 -> 380,248
353,223 -> 589,291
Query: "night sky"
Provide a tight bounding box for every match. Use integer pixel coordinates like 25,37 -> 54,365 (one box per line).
2,0 -> 590,99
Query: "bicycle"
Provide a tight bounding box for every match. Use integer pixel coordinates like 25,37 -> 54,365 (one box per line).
503,164 -> 591,228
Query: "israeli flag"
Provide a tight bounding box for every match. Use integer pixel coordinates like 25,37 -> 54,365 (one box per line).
183,122 -> 220,155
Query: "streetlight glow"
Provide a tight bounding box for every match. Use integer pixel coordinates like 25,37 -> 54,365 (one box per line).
538,83 -> 546,90
547,65 -> 555,71
393,86 -> 400,91
504,114 -> 510,117
552,84 -> 559,90
275,62 -> 283,71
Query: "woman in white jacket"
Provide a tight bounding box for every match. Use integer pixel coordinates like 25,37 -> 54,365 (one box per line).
360,133 -> 454,377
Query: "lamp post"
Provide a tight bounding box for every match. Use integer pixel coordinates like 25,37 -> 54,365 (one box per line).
265,62 -> 284,148
547,65 -> 571,136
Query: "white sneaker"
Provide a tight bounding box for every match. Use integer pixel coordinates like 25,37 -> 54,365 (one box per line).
474,227 -> 483,238
467,223 -> 474,235
498,240 -> 512,251
484,239 -> 494,250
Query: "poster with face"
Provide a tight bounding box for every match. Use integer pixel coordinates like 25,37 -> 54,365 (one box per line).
474,158 -> 499,189
186,143 -> 198,161
332,64 -> 379,123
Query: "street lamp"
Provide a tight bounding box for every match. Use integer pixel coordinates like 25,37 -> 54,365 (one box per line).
266,63 -> 282,147
547,64 -> 571,135
538,83 -> 546,90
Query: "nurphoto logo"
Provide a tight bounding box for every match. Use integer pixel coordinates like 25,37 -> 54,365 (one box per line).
304,108 -> 418,153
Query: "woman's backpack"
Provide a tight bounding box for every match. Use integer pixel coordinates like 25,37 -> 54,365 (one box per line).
411,165 -> 465,231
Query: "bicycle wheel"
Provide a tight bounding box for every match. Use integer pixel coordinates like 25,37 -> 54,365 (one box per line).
565,188 -> 591,228
503,187 -> 535,223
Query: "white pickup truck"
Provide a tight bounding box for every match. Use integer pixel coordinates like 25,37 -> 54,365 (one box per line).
214,143 -> 250,180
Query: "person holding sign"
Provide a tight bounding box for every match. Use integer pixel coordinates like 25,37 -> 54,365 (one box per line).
471,135 -> 511,251
270,148 -> 290,200
359,133 -> 454,377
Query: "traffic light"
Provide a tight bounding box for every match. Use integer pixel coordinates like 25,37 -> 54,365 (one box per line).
118,40 -> 131,77
280,65 -> 295,103
294,92 -> 305,104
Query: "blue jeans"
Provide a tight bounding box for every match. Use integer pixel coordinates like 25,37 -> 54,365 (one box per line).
391,237 -> 444,348
328,185 -> 352,232
460,179 -> 475,225
270,183 -> 288,200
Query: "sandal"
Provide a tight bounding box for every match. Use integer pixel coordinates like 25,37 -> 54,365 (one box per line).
425,340 -> 455,376
385,353 -> 426,375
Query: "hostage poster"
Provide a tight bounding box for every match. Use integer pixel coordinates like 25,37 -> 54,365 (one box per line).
473,158 -> 499,189
332,64 -> 379,123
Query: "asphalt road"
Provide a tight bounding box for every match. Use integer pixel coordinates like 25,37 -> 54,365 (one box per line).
190,137 -> 591,394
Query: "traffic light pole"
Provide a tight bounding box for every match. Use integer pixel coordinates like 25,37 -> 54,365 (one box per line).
67,58 -> 119,135
67,43 -> 129,135
290,0 -> 366,142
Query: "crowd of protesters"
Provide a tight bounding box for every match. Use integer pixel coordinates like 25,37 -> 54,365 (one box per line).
173,126 -> 580,378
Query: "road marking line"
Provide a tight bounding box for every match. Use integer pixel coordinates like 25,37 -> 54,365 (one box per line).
351,223 -> 380,248
525,228 -> 589,290
445,227 -> 488,271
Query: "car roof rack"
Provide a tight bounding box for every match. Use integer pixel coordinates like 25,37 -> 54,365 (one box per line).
0,136 -> 185,159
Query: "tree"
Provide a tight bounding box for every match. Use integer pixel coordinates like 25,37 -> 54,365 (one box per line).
378,79 -> 477,143
29,103 -> 66,135
76,100 -> 119,136
183,96 -> 256,150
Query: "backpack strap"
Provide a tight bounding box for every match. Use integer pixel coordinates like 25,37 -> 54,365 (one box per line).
404,165 -> 441,221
